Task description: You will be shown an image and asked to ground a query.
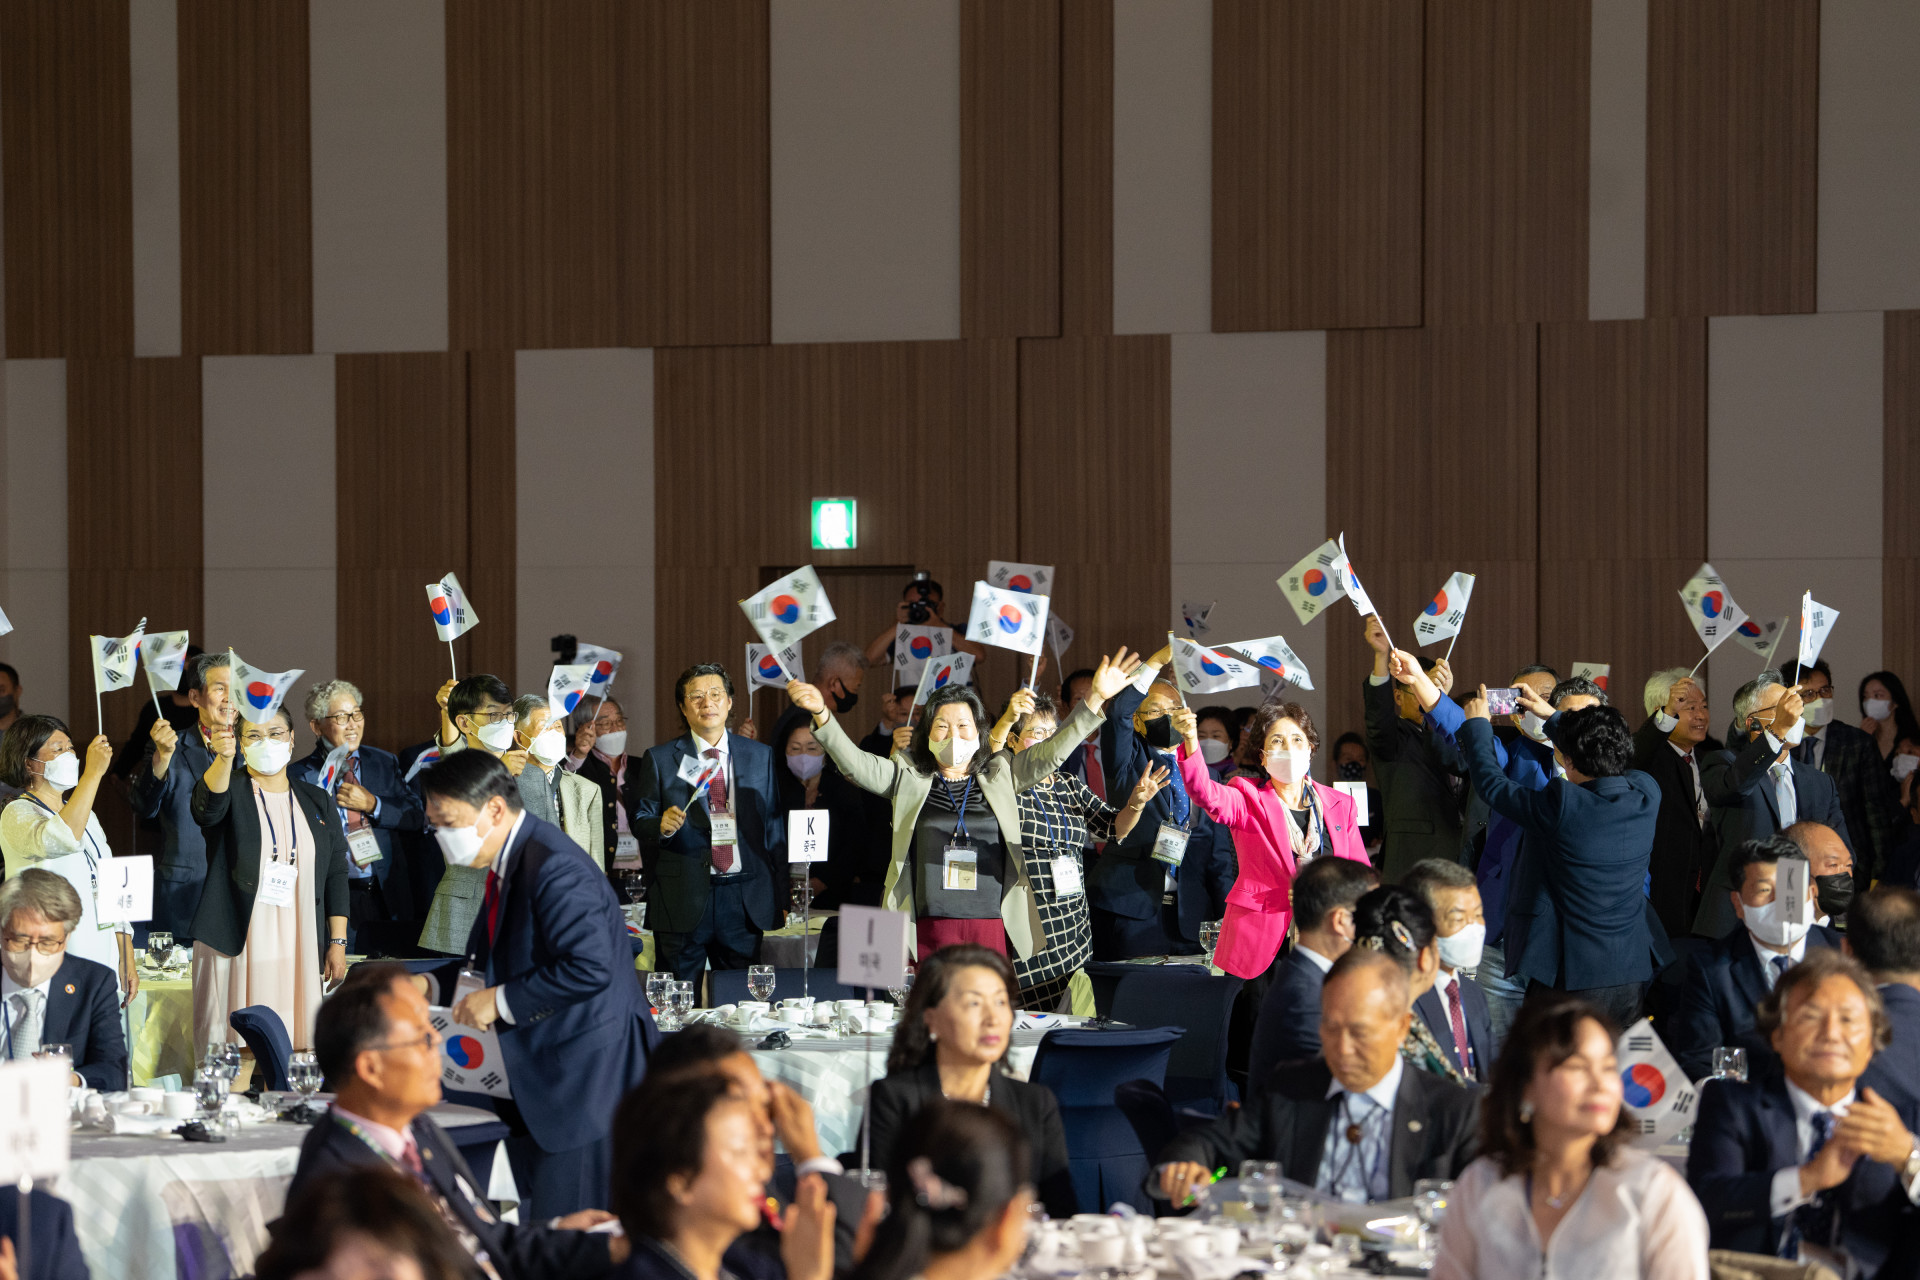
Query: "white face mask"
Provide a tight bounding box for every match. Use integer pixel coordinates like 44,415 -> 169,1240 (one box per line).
37,752 -> 80,791
475,719 -> 517,754
1782,719 -> 1807,746
1742,894 -> 1811,948
786,752 -> 826,781
1801,697 -> 1832,727
594,731 -> 628,759
1865,697 -> 1894,721
1519,711 -> 1549,742
243,739 -> 292,776
434,805 -> 498,868
1893,754 -> 1920,781
528,727 -> 567,768
1264,746 -> 1312,784
0,946 -> 63,989
934,734 -> 978,770
1199,739 -> 1233,766
1436,922 -> 1486,972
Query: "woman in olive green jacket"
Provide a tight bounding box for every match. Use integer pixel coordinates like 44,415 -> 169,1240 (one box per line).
789,650 -> 1140,960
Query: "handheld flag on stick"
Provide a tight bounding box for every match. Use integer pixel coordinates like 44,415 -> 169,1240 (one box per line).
1411,572 -> 1477,661
911,653 -> 976,718
893,625 -> 951,686
425,573 -> 479,679
1678,563 -> 1749,677
1169,636 -> 1260,697
1219,635 -> 1314,691
985,560 -> 1054,596
228,650 -> 305,726
677,752 -> 726,808
966,582 -> 1049,687
1615,1019 -> 1699,1145
316,743 -> 353,794
1336,535 -> 1394,652
1797,593 -> 1839,670
91,617 -> 146,735
1277,539 -> 1348,625
137,627 -> 190,717
1180,600 -> 1215,637
741,568 -> 836,682
403,745 -> 443,785
1730,617 -> 1786,666
573,643 -> 622,703
548,664 -> 597,720
746,642 -> 804,691
1045,613 -> 1073,671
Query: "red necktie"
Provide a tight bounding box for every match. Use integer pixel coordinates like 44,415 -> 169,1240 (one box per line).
1446,979 -> 1473,1079
1084,746 -> 1107,853
483,869 -> 502,942
401,1134 -> 425,1177
705,749 -> 731,871
342,754 -> 368,832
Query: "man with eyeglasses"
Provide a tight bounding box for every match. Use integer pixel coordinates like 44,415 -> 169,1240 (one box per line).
288,963 -> 625,1278
565,696 -> 630,873
0,868 -> 128,1089
1633,669 -> 1720,940
420,675 -> 524,955
294,680 -> 422,958
130,651 -> 238,945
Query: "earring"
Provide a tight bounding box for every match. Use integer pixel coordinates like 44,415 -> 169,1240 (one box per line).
927,1030 -> 937,1042
1518,1100 -> 1534,1124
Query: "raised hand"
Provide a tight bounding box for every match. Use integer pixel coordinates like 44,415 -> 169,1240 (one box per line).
788,681 -> 826,716
83,733 -> 113,778
661,804 -> 688,837
1464,685 -> 1492,723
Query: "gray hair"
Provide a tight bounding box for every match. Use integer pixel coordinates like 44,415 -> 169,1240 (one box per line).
1643,667 -> 1695,716
512,693 -> 547,726
1733,670 -> 1785,726
0,868 -> 82,935
186,650 -> 232,695
303,679 -> 365,722
814,641 -> 866,683
1550,676 -> 1608,707
567,695 -> 621,735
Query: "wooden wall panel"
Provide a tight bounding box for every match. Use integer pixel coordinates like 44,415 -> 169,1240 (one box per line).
0,0 -> 133,358
1886,312 -> 1920,690
654,341 -> 1019,740
464,350 -> 517,683
1060,0 -> 1113,336
1425,0 -> 1589,324
449,0 -> 769,351
963,0 -> 1061,339
179,0 -> 313,355
1325,325 -> 1539,744
1018,335 -> 1170,682
66,358 -> 202,743
1213,0 -> 1423,333
1646,0 -> 1818,318
1539,319 -> 1708,712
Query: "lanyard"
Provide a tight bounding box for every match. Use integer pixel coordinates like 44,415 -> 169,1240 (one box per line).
939,776 -> 976,841
23,793 -> 104,890
254,782 -> 298,865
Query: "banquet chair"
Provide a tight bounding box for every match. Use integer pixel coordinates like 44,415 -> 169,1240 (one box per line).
1111,969 -> 1245,1116
1027,1027 -> 1183,1214
229,1006 -> 292,1092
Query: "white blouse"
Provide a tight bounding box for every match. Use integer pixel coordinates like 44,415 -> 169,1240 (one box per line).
1432,1148 -> 1710,1280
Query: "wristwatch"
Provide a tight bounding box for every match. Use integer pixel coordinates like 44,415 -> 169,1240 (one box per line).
328,937 -> 348,947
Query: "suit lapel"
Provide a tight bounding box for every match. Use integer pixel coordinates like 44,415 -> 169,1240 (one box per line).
1291,1094 -> 1334,1187
1386,1069 -> 1423,1198
1731,940 -> 1771,1013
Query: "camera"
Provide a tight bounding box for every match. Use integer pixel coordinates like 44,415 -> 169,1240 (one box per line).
906,571 -> 936,625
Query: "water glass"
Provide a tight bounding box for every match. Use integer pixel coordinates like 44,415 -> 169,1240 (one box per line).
147,931 -> 175,969
673,981 -> 696,1020
888,971 -> 914,1008
194,1068 -> 227,1122
645,972 -> 673,1013
747,965 -> 777,1003
34,1043 -> 71,1067
1240,1159 -> 1280,1234
1711,1046 -> 1748,1082
288,1051 -> 322,1101
1270,1199 -> 1314,1261
1200,920 -> 1223,964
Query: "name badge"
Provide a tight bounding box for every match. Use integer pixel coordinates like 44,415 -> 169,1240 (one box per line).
1150,823 -> 1190,867
943,840 -> 979,891
346,828 -> 383,868
710,814 -> 738,846
1051,854 -> 1084,898
257,861 -> 299,907
615,833 -> 641,864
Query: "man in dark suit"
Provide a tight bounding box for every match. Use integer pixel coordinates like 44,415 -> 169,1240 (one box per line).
1669,836 -> 1841,1082
1088,656 -> 1232,959
0,1188 -> 89,1280
1361,618 -> 1462,880
1687,949 -> 1920,1276
630,663 -> 786,981
293,964 -> 622,1279
294,679 -> 423,956
1787,659 -> 1902,885
0,870 -> 129,1090
1695,672 -> 1853,939
1403,859 -> 1494,1080
1848,885 -> 1920,1119
1632,668 -> 1719,940
1158,950 -> 1477,1204
128,650 -> 235,943
419,750 -> 659,1221
1451,684 -> 1669,1030
1247,856 -> 1377,1090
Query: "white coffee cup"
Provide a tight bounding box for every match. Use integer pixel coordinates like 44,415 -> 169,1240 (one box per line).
161,1093 -> 197,1120
738,1001 -> 770,1016
129,1086 -> 163,1107
778,1006 -> 810,1024
779,996 -> 815,1011
112,1097 -> 155,1116
1080,1233 -> 1125,1268
811,1006 -> 835,1025
1169,1233 -> 1213,1261
835,999 -> 864,1013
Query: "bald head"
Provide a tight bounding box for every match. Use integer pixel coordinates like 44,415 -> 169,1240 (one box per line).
1784,822 -> 1852,880
1320,949 -> 1413,1093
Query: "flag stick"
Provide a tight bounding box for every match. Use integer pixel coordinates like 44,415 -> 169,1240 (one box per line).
149,668 -> 164,719
447,639 -> 458,682
1165,632 -> 1190,708
1027,648 -> 1041,691
96,687 -> 104,739
1444,631 -> 1460,664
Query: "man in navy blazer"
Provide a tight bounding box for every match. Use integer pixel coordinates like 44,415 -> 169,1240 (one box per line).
1849,885 -> 1920,1120
1450,684 -> 1667,1030
0,871 -> 129,1091
1687,949 -> 1920,1276
1669,836 -> 1841,1082
629,663 -> 785,981
418,750 -> 659,1223
1247,856 -> 1376,1091
1403,859 -> 1494,1079
1695,673 -> 1853,939
293,679 -> 423,956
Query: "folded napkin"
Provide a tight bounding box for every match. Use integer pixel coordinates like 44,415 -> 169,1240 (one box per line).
102,1110 -> 186,1136
1016,1013 -> 1067,1031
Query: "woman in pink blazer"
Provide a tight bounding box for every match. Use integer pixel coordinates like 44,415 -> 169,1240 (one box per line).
1171,699 -> 1372,980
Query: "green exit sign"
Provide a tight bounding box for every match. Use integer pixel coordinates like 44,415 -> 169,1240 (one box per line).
811,498 -> 857,549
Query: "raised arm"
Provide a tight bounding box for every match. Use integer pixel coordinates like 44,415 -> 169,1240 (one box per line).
790,681 -> 906,798
1172,706 -> 1253,829
1456,693 -> 1560,834
1008,651 -> 1141,792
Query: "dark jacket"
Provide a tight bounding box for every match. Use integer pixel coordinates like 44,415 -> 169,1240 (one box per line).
1799,720 -> 1902,883
1668,924 -> 1842,1083
1363,677 -> 1463,880
188,774 -> 351,961
0,1189 -> 88,1280
628,734 -> 786,935
291,742 -> 423,919
1688,1072 -> 1920,1275
1695,735 -> 1852,938
128,724 -> 216,883
864,1059 -> 1076,1218
1631,719 -> 1719,941
1158,1057 -> 1479,1200
1425,696 -> 1555,945
1247,948 -> 1329,1093
570,750 -> 624,872
286,1107 -> 613,1280
33,952 -> 128,1092
1861,982 -> 1920,1119
1413,972 -> 1493,1082
1458,717 -> 1670,990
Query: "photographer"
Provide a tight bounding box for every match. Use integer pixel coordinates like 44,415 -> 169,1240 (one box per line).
863,574 -> 985,671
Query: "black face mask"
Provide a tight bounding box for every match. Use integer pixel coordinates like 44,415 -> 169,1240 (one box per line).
1338,760 -> 1367,782
1143,716 -> 1175,749
0,695 -> 14,717
1815,873 -> 1854,920
831,687 -> 859,715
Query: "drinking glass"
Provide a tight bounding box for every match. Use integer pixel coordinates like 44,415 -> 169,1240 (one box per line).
673,981 -> 696,1021
645,972 -> 673,1013
1270,1198 -> 1314,1261
747,965 -> 777,1003
1711,1046 -> 1748,1082
147,932 -> 174,970
288,1051 -> 322,1103
1240,1159 -> 1280,1241
194,1068 -> 227,1124
1200,920 -> 1223,966
1414,1178 -> 1451,1260
888,971 -> 914,1008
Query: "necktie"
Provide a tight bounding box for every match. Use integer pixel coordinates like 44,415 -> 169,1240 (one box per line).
483,869 -> 502,943
705,748 -> 731,872
1786,1111 -> 1839,1256
1770,953 -> 1792,990
9,990 -> 42,1060
1321,1093 -> 1386,1203
1445,979 -> 1474,1079
341,753 -> 368,832
1769,761 -> 1798,828
401,1133 -> 426,1179
1682,751 -> 1708,828
1085,745 -> 1105,801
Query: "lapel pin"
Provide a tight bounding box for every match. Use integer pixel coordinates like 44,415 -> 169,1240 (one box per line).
64,984 -> 75,994
1407,1120 -> 1422,1132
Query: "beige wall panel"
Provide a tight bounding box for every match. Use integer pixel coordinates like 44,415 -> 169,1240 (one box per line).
130,0 -> 182,356
1,359 -> 68,722
1588,0 -> 1647,320
1112,0 -> 1210,335
1818,0 -> 1920,312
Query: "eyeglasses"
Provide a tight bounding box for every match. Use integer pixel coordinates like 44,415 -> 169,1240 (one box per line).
321,710 -> 366,726
243,730 -> 294,744
2,931 -> 67,955
368,1027 -> 441,1054
593,716 -> 627,731
468,709 -> 515,725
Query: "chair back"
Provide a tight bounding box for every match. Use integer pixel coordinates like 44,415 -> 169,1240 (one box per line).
1028,1027 -> 1182,1214
228,1005 -> 293,1092
1111,969 -> 1245,1115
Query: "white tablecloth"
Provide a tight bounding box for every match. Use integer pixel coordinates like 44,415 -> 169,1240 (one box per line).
59,1102 -> 507,1280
